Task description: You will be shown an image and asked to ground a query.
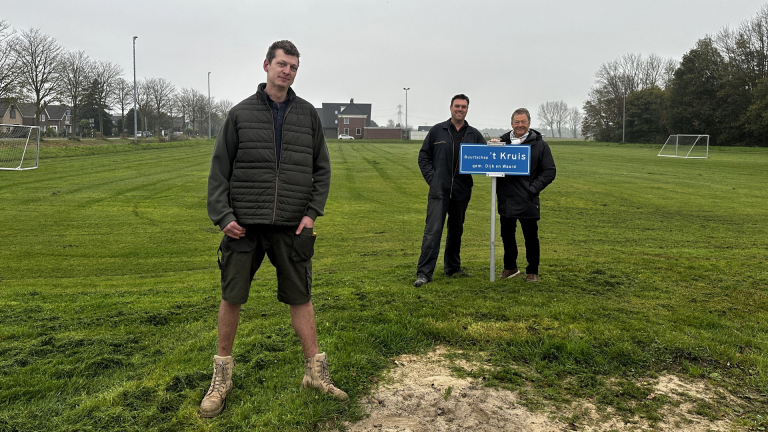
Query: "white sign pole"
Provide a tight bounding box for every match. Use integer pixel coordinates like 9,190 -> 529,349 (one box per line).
460,141 -> 522,282
490,176 -> 497,282
486,140 -> 506,282
487,173 -> 504,282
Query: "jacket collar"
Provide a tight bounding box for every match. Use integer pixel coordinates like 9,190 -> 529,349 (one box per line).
257,83 -> 295,105
503,128 -> 542,144
442,118 -> 471,130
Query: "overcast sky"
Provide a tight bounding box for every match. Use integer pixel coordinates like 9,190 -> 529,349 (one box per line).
4,0 -> 767,130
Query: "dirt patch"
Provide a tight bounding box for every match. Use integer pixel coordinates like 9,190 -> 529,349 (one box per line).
345,347 -> 743,431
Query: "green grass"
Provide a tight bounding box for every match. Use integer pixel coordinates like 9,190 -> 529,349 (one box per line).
0,139 -> 766,431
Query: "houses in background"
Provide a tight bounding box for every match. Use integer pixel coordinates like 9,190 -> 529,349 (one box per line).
0,97 -> 412,140
316,98 -> 402,140
0,103 -> 72,135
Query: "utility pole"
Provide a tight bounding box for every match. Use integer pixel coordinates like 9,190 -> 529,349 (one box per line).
208,72 -> 212,140
133,36 -> 138,143
622,91 -> 626,143
403,87 -> 410,140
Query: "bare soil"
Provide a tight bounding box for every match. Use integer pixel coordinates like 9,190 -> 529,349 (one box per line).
345,347 -> 745,431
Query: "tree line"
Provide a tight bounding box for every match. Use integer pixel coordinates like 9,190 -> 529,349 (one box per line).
0,21 -> 230,139
538,101 -> 583,139
582,4 -> 768,146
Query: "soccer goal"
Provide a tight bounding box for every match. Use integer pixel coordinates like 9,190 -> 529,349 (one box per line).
0,124 -> 40,170
658,134 -> 709,159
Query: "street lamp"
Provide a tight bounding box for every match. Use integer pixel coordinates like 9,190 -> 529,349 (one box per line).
622,90 -> 627,144
133,36 -> 138,143
208,72 -> 212,140
403,87 -> 410,139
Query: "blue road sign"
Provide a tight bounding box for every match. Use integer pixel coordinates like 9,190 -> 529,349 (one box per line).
459,144 -> 531,175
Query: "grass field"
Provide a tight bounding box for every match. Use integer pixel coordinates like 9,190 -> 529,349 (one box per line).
0,139 -> 766,431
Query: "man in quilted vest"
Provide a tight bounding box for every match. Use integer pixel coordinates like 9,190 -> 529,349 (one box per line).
201,40 -> 346,418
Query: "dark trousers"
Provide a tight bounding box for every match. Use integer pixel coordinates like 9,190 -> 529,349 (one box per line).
500,216 -> 539,275
416,194 -> 470,280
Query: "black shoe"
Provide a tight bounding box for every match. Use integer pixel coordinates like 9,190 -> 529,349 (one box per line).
413,276 -> 429,287
446,268 -> 472,278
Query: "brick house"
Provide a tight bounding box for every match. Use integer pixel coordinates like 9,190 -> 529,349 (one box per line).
0,103 -> 72,135
314,98 -> 408,140
316,98 -> 375,138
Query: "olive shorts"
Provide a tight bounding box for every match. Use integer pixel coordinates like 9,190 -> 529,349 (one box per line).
218,225 -> 316,305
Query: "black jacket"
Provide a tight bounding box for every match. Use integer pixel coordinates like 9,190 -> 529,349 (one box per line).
207,84 -> 331,228
496,128 -> 556,219
418,119 -> 486,200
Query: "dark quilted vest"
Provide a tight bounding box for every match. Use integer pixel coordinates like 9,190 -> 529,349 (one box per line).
229,87 -> 317,226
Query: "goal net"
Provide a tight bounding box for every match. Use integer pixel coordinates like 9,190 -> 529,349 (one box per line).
0,124 -> 40,170
658,134 -> 709,159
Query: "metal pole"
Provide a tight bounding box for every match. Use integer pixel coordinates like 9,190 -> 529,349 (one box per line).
403,87 -> 409,139
487,140 -> 505,282
133,36 -> 138,143
208,72 -> 212,140
622,91 -> 626,143
490,176 -> 497,282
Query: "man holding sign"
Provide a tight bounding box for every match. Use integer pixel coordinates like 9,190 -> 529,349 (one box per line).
414,94 -> 486,287
493,108 -> 556,282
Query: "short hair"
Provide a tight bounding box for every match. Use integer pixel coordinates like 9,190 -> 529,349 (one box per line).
451,94 -> 470,105
266,40 -> 300,64
511,108 -> 530,122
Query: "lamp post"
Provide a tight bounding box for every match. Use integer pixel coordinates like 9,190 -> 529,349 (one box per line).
403,87 -> 410,140
133,36 -> 138,143
208,72 -> 212,140
622,90 -> 626,144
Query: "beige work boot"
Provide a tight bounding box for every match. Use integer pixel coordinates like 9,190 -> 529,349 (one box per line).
199,355 -> 234,418
302,352 -> 348,400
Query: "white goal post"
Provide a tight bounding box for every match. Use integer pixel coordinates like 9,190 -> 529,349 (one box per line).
658,134 -> 709,159
0,124 -> 40,170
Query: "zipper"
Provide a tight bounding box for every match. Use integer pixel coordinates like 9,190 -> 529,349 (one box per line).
449,126 -> 457,198
270,101 -> 292,223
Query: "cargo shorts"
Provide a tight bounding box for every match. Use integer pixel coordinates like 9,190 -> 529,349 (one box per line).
217,225 -> 316,305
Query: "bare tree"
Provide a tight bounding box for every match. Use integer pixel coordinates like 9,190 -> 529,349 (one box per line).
0,20 -> 18,100
89,60 -> 122,136
193,90 -> 208,134
583,52 -> 677,141
137,79 -> 152,133
112,78 -> 133,137
13,28 -> 63,125
594,53 -> 677,100
175,89 -> 193,134
204,95 -> 216,136
715,4 -> 768,89
166,95 -> 181,136
207,98 -> 232,135
568,107 -> 583,139
176,88 -> 209,136
215,99 -> 233,118
552,100 -> 569,137
176,87 -> 199,134
58,50 -> 91,136
145,77 -> 175,138
641,53 -> 678,89
537,102 -> 556,136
